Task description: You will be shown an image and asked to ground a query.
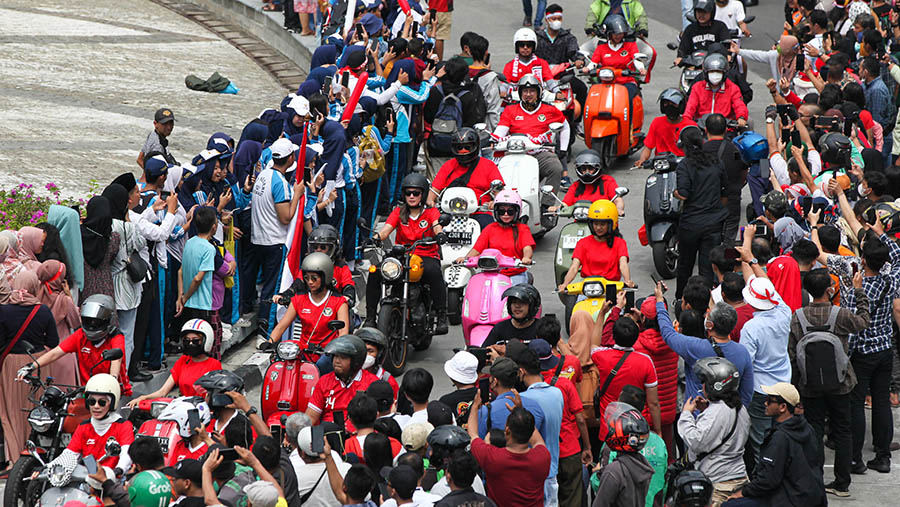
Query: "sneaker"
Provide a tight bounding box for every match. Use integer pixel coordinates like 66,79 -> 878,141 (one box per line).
867,457 -> 891,473
235,317 -> 254,328
892,442 -> 900,452
850,461 -> 867,474
825,482 -> 850,497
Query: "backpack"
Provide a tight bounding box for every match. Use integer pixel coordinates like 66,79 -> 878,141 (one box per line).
428,84 -> 469,155
358,125 -> 386,183
795,306 -> 850,393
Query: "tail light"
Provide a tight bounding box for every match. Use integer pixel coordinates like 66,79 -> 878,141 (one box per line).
638,225 -> 649,246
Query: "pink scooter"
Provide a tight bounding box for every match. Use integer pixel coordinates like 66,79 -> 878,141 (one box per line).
460,249 -> 538,346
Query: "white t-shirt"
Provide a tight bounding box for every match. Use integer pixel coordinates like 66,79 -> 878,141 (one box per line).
399,409 -> 428,430
251,167 -> 292,245
380,488 -> 442,507
429,476 -> 487,497
295,460 -> 351,507
714,0 -> 745,31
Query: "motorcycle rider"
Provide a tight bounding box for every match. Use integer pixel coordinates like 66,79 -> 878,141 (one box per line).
17,294 -> 133,396
368,173 -> 450,335
427,128 -> 504,229
559,149 -> 624,211
305,334 -> 379,433
273,224 -> 356,307
558,199 -> 635,291
536,5 -> 587,138
589,15 -> 645,118
675,0 -> 731,66
594,402 -> 654,506
482,284 -> 542,350
503,28 -> 554,85
683,53 -> 749,126
634,88 -> 696,167
493,76 -> 569,208
459,189 -> 535,285
158,397 -> 213,463
584,0 -> 648,37
356,327 -> 400,400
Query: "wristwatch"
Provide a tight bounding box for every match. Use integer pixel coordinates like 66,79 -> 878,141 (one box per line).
246,407 -> 258,416
766,117 -> 775,124
749,258 -> 759,265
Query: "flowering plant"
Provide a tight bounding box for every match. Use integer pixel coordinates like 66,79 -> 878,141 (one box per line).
0,181 -> 97,229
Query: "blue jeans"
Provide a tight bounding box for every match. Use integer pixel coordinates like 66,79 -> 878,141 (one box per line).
884,135 -> 894,170
680,0 -> 693,30
522,0 -> 546,26
316,353 -> 334,375
117,308 -> 137,366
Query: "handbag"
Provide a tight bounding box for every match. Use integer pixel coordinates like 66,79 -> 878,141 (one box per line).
123,223 -> 148,283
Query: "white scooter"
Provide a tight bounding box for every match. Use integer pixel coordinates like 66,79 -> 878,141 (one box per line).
438,186 -> 488,325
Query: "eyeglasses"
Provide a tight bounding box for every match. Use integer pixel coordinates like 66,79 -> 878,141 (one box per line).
87,397 -> 109,407
764,396 -> 785,405
183,338 -> 202,345
404,190 -> 423,197
496,206 -> 518,216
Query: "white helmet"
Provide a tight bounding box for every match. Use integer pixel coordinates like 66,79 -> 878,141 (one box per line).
181,319 -> 215,355
84,373 -> 122,410
514,27 -> 537,45
157,397 -> 212,438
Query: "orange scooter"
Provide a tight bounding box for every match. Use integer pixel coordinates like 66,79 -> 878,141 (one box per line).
582,55 -> 650,169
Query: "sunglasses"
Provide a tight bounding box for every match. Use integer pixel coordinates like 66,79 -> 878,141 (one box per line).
764,395 -> 785,405
87,397 -> 109,407
404,190 -> 423,197
496,206 -> 517,216
312,244 -> 331,251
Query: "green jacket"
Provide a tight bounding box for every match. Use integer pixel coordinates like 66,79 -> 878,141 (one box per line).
585,0 -> 648,35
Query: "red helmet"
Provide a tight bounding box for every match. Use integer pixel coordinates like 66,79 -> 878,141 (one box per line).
605,402 -> 649,453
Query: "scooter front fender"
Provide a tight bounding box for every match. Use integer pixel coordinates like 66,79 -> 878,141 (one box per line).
444,264 -> 472,289
468,325 -> 494,347
649,222 -> 676,243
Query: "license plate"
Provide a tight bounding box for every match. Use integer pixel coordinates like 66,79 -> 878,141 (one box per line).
562,236 -> 580,249
447,231 -> 472,243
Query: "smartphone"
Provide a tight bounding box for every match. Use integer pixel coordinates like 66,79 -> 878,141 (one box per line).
484,52 -> 491,65
412,21 -> 419,35
187,408 -> 201,432
759,160 -> 770,179
791,129 -> 802,147
426,59 -> 436,70
625,290 -> 635,311
341,71 -> 350,89
815,115 -> 839,130
430,8 -> 437,18
605,284 -> 617,302
852,262 -> 859,275
160,190 -> 172,200
218,448 -> 240,461
843,117 -> 854,136
369,38 -> 378,51
811,201 -> 826,214
311,425 -> 325,455
781,127 -> 791,144
724,247 -> 741,260
355,23 -> 365,37
799,195 -> 812,215
755,225 -> 770,237
650,273 -> 661,285
776,104 -> 792,119
796,54 -> 805,72
83,455 -> 98,475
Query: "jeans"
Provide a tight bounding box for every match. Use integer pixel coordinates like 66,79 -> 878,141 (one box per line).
543,475 -> 559,507
117,308 -> 137,366
251,244 -> 287,335
675,221 -> 723,299
850,349 -> 894,462
680,0 -> 693,30
803,392 -> 851,489
130,273 -> 156,373
746,392 -> 772,472
884,135 -> 894,170
316,353 -> 333,375
522,0 -> 547,26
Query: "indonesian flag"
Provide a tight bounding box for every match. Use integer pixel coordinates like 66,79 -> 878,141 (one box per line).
280,124 -> 308,295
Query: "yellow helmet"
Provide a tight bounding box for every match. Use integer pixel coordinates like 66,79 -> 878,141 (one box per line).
587,199 -> 618,230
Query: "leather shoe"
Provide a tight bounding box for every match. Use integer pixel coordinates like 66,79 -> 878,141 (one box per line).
866,457 -> 891,473
129,369 -> 153,382
850,461 -> 867,474
892,442 -> 900,452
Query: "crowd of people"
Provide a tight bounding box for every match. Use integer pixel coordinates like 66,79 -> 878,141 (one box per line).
5,0 -> 900,505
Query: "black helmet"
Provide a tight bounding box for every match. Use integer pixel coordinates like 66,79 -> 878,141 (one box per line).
427,424 -> 470,466
818,132 -> 852,166
195,370 -> 244,408
451,128 -> 481,166
80,294 -> 118,343
693,0 -> 716,13
355,327 -> 387,366
702,53 -> 728,73
603,14 -> 630,35
324,335 -> 367,371
308,225 -> 340,261
574,150 -> 603,185
301,252 -> 334,289
401,173 -> 429,194
502,284 -> 541,321
668,470 -> 713,507
658,88 -> 686,109
604,402 -> 650,453
692,357 -> 740,401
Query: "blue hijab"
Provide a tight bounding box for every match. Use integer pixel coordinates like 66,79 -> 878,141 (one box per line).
238,120 -> 268,151
259,109 -> 285,145
233,140 -> 263,184
338,45 -> 366,69
48,204 -> 84,291
297,79 -> 321,98
387,58 -> 419,86
307,66 -> 338,89
311,44 -> 338,69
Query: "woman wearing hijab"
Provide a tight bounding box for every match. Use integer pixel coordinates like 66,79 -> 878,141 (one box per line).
0,272 -> 59,466
81,196 -> 119,305
16,226 -> 46,272
0,230 -> 25,285
36,222 -> 76,292
48,204 -> 84,299
36,259 -> 80,386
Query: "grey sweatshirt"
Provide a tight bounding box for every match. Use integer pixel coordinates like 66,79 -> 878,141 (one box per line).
677,401 -> 750,483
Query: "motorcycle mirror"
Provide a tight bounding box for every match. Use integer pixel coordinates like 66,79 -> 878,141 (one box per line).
327,320 -> 345,331
26,440 -> 37,453
540,185 -> 555,194
744,15 -> 755,23
473,122 -> 487,131
548,122 -> 564,132
634,53 -> 649,63
615,186 -> 630,198
666,42 -> 678,51
490,179 -> 505,190
357,217 -> 369,230
105,438 -> 122,458
438,213 -> 452,227
102,349 -> 124,362
20,340 -> 36,354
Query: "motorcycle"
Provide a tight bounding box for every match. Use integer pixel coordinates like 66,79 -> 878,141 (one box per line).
582,59 -> 649,169
561,277 -> 627,324
438,185 -> 491,325
24,439 -> 121,507
672,49 -> 707,95
577,30 -> 658,83
637,153 -> 682,279
4,344 -> 121,507
460,249 -> 537,347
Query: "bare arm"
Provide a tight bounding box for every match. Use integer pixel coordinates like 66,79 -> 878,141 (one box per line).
646,385 -> 662,435
559,258 -> 582,291
323,444 -> 349,504
576,412 -> 593,465
268,305 -> 298,345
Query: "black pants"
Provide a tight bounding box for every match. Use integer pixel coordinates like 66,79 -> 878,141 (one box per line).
283,0 -> 300,29
723,197 -> 742,247
244,244 -> 285,334
366,256 -> 447,318
239,232 -> 258,316
850,349 -> 894,462
804,392 -> 852,489
130,268 -> 155,373
676,222 -> 723,298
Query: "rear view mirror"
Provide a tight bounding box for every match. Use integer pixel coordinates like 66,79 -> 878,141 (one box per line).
102,349 -> 124,362
548,122 -> 564,132
438,213 -> 452,227
490,179 -> 505,190
634,53 -> 649,63
473,123 -> 487,131
327,320 -> 346,331
541,185 -> 555,194
20,340 -> 35,354
615,186 -> 630,198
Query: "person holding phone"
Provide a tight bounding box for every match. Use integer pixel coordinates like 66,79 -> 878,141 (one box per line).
732,34 -> 803,96
157,397 -> 213,465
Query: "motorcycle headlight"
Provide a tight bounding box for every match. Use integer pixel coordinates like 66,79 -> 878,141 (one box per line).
277,341 -> 300,361
583,282 -> 605,298
573,206 -> 589,220
449,197 -> 469,213
28,407 -> 55,433
381,258 -> 403,281
508,138 -> 526,152
49,464 -> 69,487
477,256 -> 500,270
654,159 -> 669,171
150,401 -> 169,419
598,69 -> 615,82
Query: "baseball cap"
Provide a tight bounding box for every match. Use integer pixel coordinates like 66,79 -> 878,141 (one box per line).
489,356 -> 519,380
444,351 -> 479,385
761,382 -> 800,406
761,191 -> 788,216
401,422 -> 434,451
287,95 -> 310,117
162,458 -> 202,483
143,155 -> 172,178
296,426 -> 316,456
270,138 -> 299,158
154,108 -> 175,124
640,296 -> 658,319
366,380 -> 395,406
427,401 -> 454,427
243,481 -> 279,507
743,277 -> 780,311
528,339 -> 559,371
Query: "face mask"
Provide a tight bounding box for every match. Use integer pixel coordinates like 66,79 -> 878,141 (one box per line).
857,32 -> 864,43
363,354 -> 376,370
662,103 -> 681,119
707,71 -> 724,86
183,341 -> 204,357
858,183 -> 871,196
548,20 -> 563,30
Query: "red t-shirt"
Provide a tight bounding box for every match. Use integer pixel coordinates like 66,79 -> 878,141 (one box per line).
67,419 -> 134,468
473,222 -> 535,275
167,439 -> 208,466
860,109 -> 874,130
429,0 -> 450,11
731,304 -> 756,342
590,347 -> 658,440
572,235 -> 628,280
290,293 -> 347,351
59,329 -> 132,396
307,369 -> 379,433
503,56 -> 553,84
590,42 -> 641,84
432,158 -> 504,206
386,206 -> 441,258
536,375 -> 584,458
343,434 -> 404,463
539,355 -> 582,384
498,103 -> 566,138
170,355 -> 222,397
470,437 -> 550,507
644,116 -> 694,155
562,176 -> 620,206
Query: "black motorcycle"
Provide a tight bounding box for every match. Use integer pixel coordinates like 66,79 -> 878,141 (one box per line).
641,153 -> 682,279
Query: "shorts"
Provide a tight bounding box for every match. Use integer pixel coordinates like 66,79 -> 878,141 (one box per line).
434,11 -> 452,40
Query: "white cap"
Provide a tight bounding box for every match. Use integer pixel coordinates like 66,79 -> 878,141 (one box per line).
297,426 -> 315,456
270,138 -> 299,158
308,142 -> 324,156
288,95 -> 310,117
742,277 -> 780,311
444,350 -> 479,385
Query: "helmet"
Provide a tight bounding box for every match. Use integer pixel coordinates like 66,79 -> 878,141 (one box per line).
451,128 -> 481,166
574,150 -> 603,185
502,284 -> 541,320
427,424 -> 470,466
603,14 -> 630,35
157,397 -> 212,438
492,189 -> 523,223
658,88 -> 686,109
702,53 -> 728,73
181,319 -> 214,355
355,327 -> 387,366
80,294 -> 118,343
604,402 -> 649,453
513,27 -> 537,46
819,132 -> 852,166
195,369 -> 244,409
693,0 -> 716,13
301,252 -> 334,290
308,225 -> 341,261
733,131 -> 768,164
324,335 -> 368,371
668,469 -> 713,507
587,199 -> 619,231
84,373 -> 121,410
128,470 -> 173,507
517,74 -> 543,98
693,357 -> 740,401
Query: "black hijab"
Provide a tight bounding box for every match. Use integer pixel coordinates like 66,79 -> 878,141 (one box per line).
81,196 -> 112,269
111,172 -> 137,194
102,183 -> 130,221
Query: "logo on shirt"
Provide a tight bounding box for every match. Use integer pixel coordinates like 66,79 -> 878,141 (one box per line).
515,116 -> 524,121
418,219 -> 429,229
82,347 -> 92,355
620,50 -> 629,57
323,307 -> 334,317
537,114 -> 546,122
86,438 -> 96,446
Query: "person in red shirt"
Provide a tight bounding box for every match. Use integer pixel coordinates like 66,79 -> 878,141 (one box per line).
126,319 -> 222,409
20,294 -> 132,396
634,88 -> 695,167
588,15 -> 644,116
156,396 -> 211,466
342,392 -> 404,462
275,225 -> 357,308
683,54 -> 749,123
558,149 -> 623,211
503,27 -> 553,85
306,335 -> 379,433
461,189 -> 535,284
356,327 -> 399,399
559,199 -> 634,292
366,172 -> 449,334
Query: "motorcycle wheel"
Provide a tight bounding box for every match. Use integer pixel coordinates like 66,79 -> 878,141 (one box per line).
652,233 -> 679,279
594,137 -> 615,170
447,288 -> 462,325
4,455 -> 41,507
378,304 -> 408,376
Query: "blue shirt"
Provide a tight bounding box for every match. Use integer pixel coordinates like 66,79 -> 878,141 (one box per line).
657,301 -> 755,407
181,236 -> 216,311
738,295 -> 792,394
520,381 -> 564,478
864,76 -> 894,126
476,391 -> 544,439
